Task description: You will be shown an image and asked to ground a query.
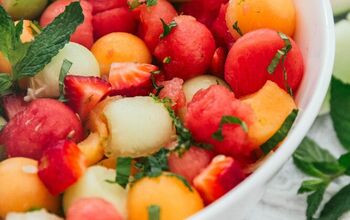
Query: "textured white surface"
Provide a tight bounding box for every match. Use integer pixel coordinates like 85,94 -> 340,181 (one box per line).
247,115 -> 350,220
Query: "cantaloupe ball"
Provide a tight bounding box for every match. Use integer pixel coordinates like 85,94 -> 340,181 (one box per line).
226,0 -> 296,40
0,158 -> 60,218
127,173 -> 204,220
179,75 -> 230,120
103,96 -> 175,158
29,42 -> 100,98
6,209 -> 63,220
63,166 -> 127,218
91,32 -> 152,76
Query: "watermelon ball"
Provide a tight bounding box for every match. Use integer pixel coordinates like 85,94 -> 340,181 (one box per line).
88,0 -> 128,14
211,3 -> 235,48
225,29 -> 304,97
154,15 -> 216,80
0,98 -> 83,160
93,7 -> 138,40
137,0 -> 178,52
67,198 -> 123,220
40,0 -> 94,49
179,0 -> 228,27
185,85 -> 254,159
1,0 -> 48,20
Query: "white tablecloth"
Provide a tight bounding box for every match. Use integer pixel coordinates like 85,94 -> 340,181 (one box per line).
247,115 -> 350,220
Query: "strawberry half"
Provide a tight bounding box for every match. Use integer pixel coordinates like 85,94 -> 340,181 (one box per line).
38,140 -> 86,196
64,76 -> 111,121
1,94 -> 28,120
108,62 -> 158,97
193,155 -> 246,204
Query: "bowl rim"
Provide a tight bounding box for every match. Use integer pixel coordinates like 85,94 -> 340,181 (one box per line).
190,0 -> 335,219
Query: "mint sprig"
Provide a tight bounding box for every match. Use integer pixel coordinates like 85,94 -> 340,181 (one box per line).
0,2 -> 83,95
293,137 -> 350,220
212,116 -> 248,141
160,19 -> 177,39
330,77 -> 350,150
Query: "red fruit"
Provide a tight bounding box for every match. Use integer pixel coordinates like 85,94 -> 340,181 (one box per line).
67,198 -> 123,220
225,29 -> 304,97
193,155 -> 245,204
137,0 -> 177,52
180,0 -> 228,27
168,147 -> 214,183
38,140 -> 86,195
93,7 -> 137,40
40,0 -> 94,49
108,62 -> 158,97
64,76 -> 111,120
185,85 -> 254,159
211,3 -> 235,48
89,0 -> 127,14
210,47 -> 227,78
158,77 -> 186,110
154,15 -> 216,80
1,95 -> 28,120
0,99 -> 83,160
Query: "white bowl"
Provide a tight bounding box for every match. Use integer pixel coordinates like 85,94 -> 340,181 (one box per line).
189,0 -> 335,219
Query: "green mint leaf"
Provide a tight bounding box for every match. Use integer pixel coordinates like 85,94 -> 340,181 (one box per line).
146,0 -> 158,7
13,2 -> 83,80
232,21 -> 243,36
330,76 -> 350,150
261,109 -> 298,154
307,186 -> 327,220
163,56 -> 171,64
318,183 -> 350,220
298,179 -> 328,194
115,157 -> 133,188
293,137 -> 340,178
166,173 -> 193,192
338,152 -> 350,176
0,73 -> 13,95
58,59 -> 72,102
212,115 -> 248,141
148,205 -> 160,220
267,32 -> 292,74
160,19 -> 177,39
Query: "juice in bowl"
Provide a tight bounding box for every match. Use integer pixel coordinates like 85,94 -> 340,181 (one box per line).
0,0 -> 334,220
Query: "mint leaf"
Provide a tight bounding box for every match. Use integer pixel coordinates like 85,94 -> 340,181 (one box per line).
232,21 -> 243,36
298,179 -> 328,194
115,157 -> 133,188
212,115 -> 248,141
13,2 -> 83,80
307,186 -> 327,220
318,183 -> 350,220
148,205 -> 160,220
330,77 -> 350,150
338,152 -> 350,175
128,0 -> 158,10
0,74 -> 12,95
58,59 -> 72,102
160,19 -> 177,39
267,32 -> 292,74
293,137 -> 342,179
150,70 -> 164,96
261,109 -> 298,154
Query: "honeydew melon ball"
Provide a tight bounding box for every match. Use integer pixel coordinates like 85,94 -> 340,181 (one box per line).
1,0 -> 48,20
63,166 -> 127,218
6,209 -> 63,220
179,75 -> 230,120
320,18 -> 350,115
29,42 -> 100,98
103,96 -> 175,158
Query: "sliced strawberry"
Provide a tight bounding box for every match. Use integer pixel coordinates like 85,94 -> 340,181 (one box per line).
168,146 -> 214,183
64,76 -> 111,121
157,77 -> 186,110
108,62 -> 158,97
210,47 -> 227,78
193,155 -> 246,204
38,140 -> 86,196
1,94 -> 28,120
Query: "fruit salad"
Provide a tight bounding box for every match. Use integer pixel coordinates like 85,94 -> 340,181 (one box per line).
0,0 -> 303,219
